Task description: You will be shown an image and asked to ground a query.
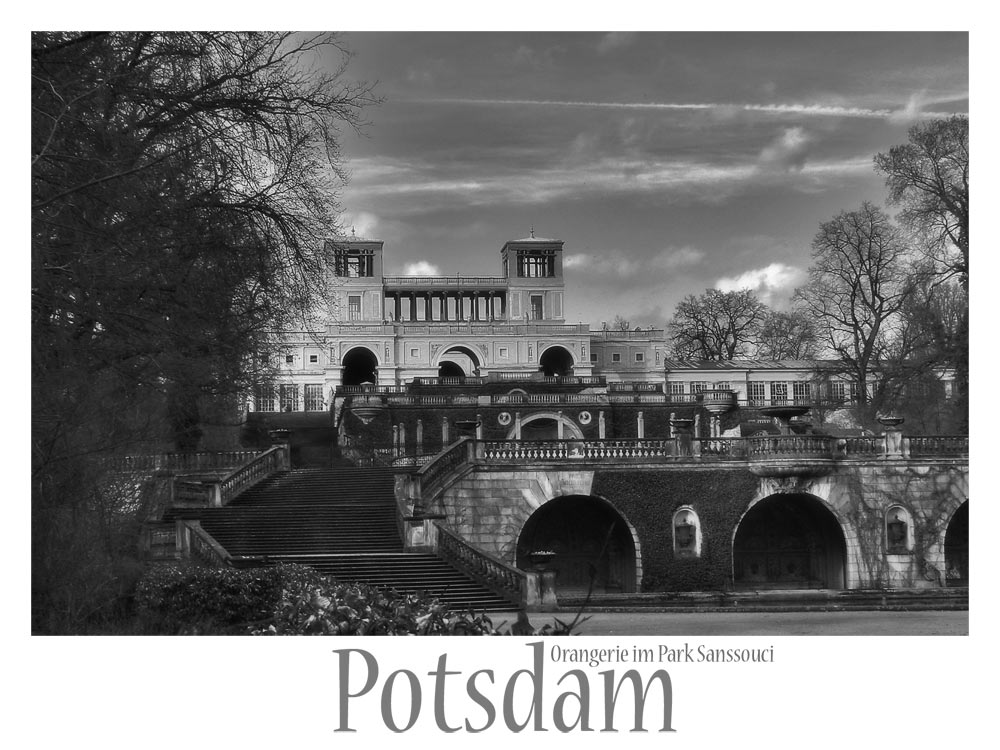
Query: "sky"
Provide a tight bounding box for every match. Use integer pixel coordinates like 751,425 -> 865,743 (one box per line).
322,31 -> 968,331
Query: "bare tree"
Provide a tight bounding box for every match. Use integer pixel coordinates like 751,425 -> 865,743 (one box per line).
668,288 -> 767,360
31,32 -> 376,632
874,115 -> 968,288
755,310 -> 818,360
793,202 -> 916,425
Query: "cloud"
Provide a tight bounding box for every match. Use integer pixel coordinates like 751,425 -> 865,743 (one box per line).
715,262 -> 806,307
758,127 -> 812,172
597,32 -> 637,55
564,246 -> 706,279
341,210 -> 382,239
402,260 -> 441,276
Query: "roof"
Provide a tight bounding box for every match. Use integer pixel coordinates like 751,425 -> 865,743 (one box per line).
662,359 -> 845,372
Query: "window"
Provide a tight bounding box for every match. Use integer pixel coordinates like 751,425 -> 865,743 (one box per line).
304,384 -> 324,411
499,347 -> 509,358
634,352 -> 645,362
517,250 -> 555,277
885,506 -> 913,554
530,295 -> 544,320
611,352 -> 621,363
348,295 -> 362,321
668,381 -> 686,395
748,381 -> 766,406
590,350 -> 598,362
334,248 -> 374,277
279,384 -> 299,411
409,347 -> 419,358
285,354 -> 294,365
792,381 -> 811,404
255,385 -> 276,412
690,381 -> 706,394
770,382 -> 788,405
308,354 -> 319,364
714,381 -> 730,391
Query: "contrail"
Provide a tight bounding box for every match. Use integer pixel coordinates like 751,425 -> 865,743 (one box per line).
413,97 -> 959,120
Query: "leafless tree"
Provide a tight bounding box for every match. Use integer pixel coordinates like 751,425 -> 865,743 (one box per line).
793,202 -> 916,425
668,288 -> 767,360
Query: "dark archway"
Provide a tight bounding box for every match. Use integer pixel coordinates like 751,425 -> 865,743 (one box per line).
945,501 -> 969,587
438,360 -> 465,378
341,347 -> 378,386
539,345 -> 574,376
733,494 -> 847,589
517,495 -> 637,595
437,345 -> 481,376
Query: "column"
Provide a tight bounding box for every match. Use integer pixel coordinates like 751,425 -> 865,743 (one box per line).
416,419 -> 424,453
424,293 -> 433,322
440,293 -> 449,321
399,423 -> 407,453
410,292 -> 417,321
392,425 -> 399,455
598,410 -> 606,439
456,293 -> 464,321
475,414 -> 483,439
515,412 -> 522,440
637,411 -> 645,439
393,294 -> 401,323
488,292 -> 495,321
441,417 -> 450,447
557,411 -> 564,440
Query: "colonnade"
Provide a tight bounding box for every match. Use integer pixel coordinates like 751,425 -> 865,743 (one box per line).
386,290 -> 507,322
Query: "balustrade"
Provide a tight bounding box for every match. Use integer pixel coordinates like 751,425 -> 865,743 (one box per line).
907,435 -> 969,458
434,524 -> 525,606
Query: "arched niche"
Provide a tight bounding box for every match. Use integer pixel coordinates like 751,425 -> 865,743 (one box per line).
672,506 -> 702,558
945,501 -> 969,586
539,345 -> 574,376
341,346 -> 379,386
885,505 -> 914,554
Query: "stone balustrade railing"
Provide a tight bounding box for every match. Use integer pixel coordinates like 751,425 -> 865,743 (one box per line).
217,446 -> 289,506
907,435 -> 969,458
106,450 -> 260,475
434,523 -> 527,607
492,392 -> 605,405
746,434 -> 837,458
177,520 -> 231,567
415,438 -> 476,502
387,394 -> 480,406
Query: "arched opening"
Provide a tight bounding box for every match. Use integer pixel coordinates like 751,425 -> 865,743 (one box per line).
437,360 -> 466,378
539,345 -> 574,376
516,495 -> 637,595
341,347 -> 378,386
945,501 -> 969,587
733,494 -> 847,589
437,345 -> 481,377
508,412 -> 585,440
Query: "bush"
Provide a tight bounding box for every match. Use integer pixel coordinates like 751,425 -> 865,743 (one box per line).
134,563 -> 584,635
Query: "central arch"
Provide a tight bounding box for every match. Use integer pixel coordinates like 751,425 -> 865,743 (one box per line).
539,345 -> 574,376
436,345 -> 482,377
732,493 -> 847,589
516,495 -> 638,595
341,346 -> 379,386
506,411 -> 584,440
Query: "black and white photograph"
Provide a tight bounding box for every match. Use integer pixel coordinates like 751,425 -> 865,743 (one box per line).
22,9 -> 987,747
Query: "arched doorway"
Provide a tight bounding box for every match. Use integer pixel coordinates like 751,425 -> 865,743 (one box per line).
436,345 -> 481,377
342,347 -> 378,386
539,345 -> 574,376
733,494 -> 847,589
945,501 -> 968,586
516,495 -> 638,595
438,360 -> 466,378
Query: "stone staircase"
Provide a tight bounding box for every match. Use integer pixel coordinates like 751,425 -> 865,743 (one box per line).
170,468 -> 515,612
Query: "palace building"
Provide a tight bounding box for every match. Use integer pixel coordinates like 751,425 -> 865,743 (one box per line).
149,232 -> 967,611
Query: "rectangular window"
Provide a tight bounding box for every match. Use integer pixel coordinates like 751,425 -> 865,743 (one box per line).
770,382 -> 788,405
308,354 -> 319,364
285,354 -> 294,365
668,381 -> 686,395
410,347 -> 419,358
304,384 -> 324,412
748,381 -> 766,406
714,381 -> 730,391
279,384 -> 299,411
499,347 -> 509,358
634,352 -> 645,362
530,295 -> 544,320
611,352 -> 621,363
348,295 -> 362,321
590,350 -> 598,362
255,385 -> 276,412
690,381 -> 706,394
792,381 -> 811,404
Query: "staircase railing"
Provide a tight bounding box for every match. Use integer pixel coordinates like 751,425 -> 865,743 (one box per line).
176,520 -> 231,567
107,450 -> 260,475
216,446 -> 289,506
434,523 -> 529,608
